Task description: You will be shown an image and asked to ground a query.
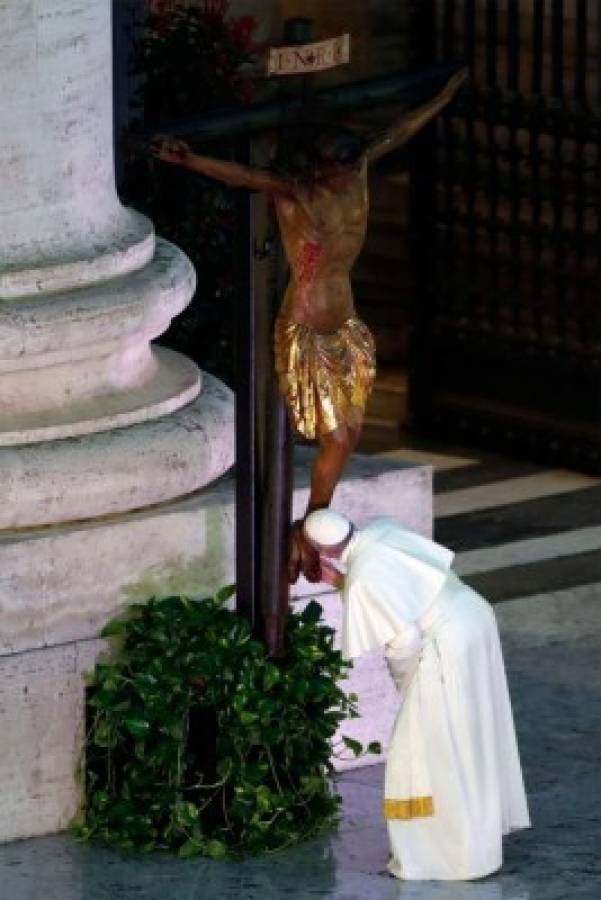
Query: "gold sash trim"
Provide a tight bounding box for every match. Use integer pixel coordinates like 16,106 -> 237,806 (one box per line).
383,796 -> 434,820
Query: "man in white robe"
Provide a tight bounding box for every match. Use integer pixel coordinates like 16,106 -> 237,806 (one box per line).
303,510 -> 531,881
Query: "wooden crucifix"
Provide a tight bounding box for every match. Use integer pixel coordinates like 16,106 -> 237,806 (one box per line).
150,20 -> 465,657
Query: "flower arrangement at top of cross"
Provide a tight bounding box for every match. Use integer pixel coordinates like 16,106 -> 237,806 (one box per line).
141,1 -> 260,118
148,1 -> 259,57
202,0 -> 228,17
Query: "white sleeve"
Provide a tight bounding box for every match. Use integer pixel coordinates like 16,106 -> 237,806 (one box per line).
386,622 -> 423,660
341,577 -> 405,660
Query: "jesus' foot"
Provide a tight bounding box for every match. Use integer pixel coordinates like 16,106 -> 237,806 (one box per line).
288,519 -> 321,584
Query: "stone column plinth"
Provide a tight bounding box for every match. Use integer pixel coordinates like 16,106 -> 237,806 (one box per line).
0,0 -> 234,842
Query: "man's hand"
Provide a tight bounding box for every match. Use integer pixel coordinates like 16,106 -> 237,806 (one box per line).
151,135 -> 192,165
320,559 -> 344,591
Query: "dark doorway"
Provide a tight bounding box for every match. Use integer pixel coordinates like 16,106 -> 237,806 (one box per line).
407,0 -> 601,473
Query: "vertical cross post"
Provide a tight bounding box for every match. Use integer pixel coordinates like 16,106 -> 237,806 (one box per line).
257,18 -> 314,656
259,332 -> 294,656
234,140 -> 261,630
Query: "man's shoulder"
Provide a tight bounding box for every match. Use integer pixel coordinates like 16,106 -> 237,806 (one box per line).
360,516 -> 402,536
357,518 -> 455,575
346,518 -> 401,572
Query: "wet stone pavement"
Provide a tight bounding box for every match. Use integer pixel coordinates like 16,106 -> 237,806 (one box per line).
0,606 -> 599,900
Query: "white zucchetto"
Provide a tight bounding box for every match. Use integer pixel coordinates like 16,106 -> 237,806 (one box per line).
303,509 -> 352,547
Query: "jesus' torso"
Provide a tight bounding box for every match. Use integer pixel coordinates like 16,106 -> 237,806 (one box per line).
274,161 -> 368,333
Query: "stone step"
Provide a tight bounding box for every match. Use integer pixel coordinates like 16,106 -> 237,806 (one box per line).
366,367 -> 410,426
358,420 -> 413,455
372,326 -> 409,365
364,412 -> 402,428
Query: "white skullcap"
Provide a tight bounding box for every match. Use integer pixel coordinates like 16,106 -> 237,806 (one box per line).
303,509 -> 352,548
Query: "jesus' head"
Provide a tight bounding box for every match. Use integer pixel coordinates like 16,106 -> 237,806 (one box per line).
272,124 -> 366,182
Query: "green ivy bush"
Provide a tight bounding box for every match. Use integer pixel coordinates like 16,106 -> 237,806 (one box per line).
79,590 -> 380,858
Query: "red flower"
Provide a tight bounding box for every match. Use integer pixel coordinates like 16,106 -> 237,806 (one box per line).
203,0 -> 228,18
151,0 -> 173,17
230,15 -> 257,52
239,80 -> 255,104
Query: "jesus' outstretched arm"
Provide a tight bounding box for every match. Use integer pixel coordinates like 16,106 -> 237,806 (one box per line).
152,137 -> 292,195
365,68 -> 468,165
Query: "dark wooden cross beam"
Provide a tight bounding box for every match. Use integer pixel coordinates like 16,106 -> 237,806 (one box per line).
130,46 -> 461,654
146,63 -> 461,144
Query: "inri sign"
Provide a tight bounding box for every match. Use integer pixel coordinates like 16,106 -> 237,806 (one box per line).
268,34 -> 351,77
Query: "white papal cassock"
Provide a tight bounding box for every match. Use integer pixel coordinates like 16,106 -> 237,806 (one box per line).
340,517 -> 531,880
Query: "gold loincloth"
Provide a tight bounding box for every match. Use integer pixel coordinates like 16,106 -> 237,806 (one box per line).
274,315 -> 376,440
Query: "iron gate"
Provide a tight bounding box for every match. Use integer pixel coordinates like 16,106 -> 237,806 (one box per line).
408,0 -> 601,472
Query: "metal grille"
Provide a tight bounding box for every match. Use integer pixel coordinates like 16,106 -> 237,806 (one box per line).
409,0 -> 601,472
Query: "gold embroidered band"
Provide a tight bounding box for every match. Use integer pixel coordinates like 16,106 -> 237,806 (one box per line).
383,796 -> 434,820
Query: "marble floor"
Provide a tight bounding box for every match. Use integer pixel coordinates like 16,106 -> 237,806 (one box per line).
1,442 -> 600,900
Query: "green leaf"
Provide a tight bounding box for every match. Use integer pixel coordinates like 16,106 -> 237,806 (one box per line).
206,839 -> 228,859
300,600 -> 323,625
178,838 -> 204,859
93,790 -> 110,810
300,775 -> 324,796
100,618 -> 128,638
124,716 -> 151,740
92,720 -> 117,749
174,801 -> 200,829
215,584 -> 236,605
342,735 -> 363,757
263,666 -> 281,691
367,741 -> 382,755
255,785 -> 273,812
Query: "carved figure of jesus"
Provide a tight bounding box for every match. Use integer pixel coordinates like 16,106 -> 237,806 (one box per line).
153,69 -> 466,582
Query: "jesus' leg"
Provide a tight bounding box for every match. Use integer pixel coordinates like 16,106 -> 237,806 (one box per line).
309,422 -> 361,511
288,421 -> 361,583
